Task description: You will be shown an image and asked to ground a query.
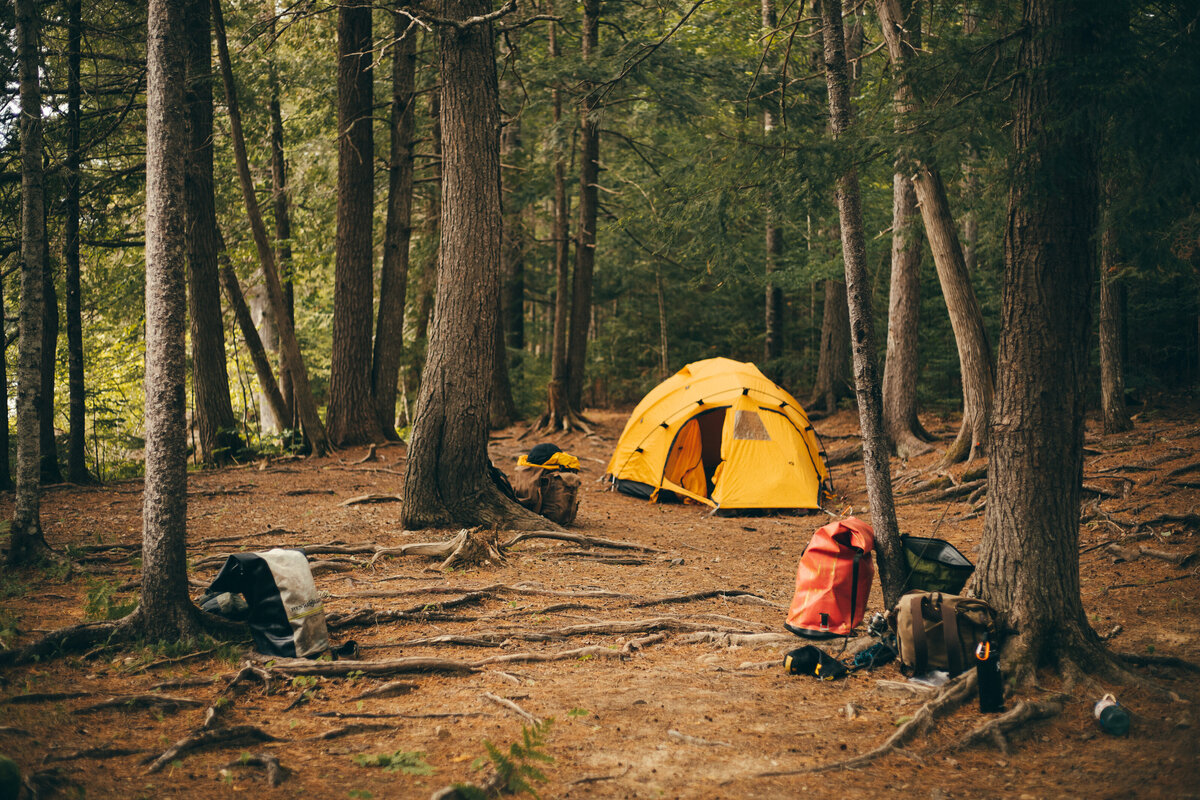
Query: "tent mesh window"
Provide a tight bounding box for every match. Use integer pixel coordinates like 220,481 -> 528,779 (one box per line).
733,409 -> 770,440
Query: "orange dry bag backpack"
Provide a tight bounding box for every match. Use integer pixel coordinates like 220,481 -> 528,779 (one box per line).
785,517 -> 875,639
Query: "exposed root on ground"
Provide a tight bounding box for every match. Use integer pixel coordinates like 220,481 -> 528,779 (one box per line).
1118,652 -> 1200,674
943,698 -> 1064,755
482,691 -> 540,724
144,724 -> 279,773
73,694 -> 204,715
755,671 -> 978,777
222,752 -> 289,786
502,530 -> 663,552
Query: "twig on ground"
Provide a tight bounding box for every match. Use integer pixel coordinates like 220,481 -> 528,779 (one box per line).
482,691 -> 540,724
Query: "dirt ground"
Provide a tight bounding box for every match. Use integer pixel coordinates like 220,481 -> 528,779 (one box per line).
1,404 -> 1198,800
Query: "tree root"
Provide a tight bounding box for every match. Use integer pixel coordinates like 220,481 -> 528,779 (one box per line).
222,752 -> 288,786
309,723 -> 397,740
437,528 -> 508,570
42,745 -> 146,763
145,724 -> 279,773
338,493 -> 402,507
256,656 -> 478,678
942,699 -> 1063,755
73,694 -> 204,715
351,681 -> 418,700
502,530 -> 662,552
630,589 -> 780,609
472,645 -> 628,667
623,633 -> 669,653
756,671 -> 978,777
0,620 -> 124,667
1118,652 -> 1200,674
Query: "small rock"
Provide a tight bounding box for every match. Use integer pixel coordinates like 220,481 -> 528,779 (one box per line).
844,703 -> 859,720
435,726 -> 451,740
1176,714 -> 1192,730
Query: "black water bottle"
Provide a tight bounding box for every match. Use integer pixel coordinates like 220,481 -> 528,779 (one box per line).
975,638 -> 1004,713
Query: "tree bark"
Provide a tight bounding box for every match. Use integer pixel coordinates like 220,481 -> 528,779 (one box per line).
881,0 -> 932,457
876,0 -> 995,465
184,0 -> 241,465
406,81 -> 442,416
212,0 -> 329,455
327,0 -> 383,446
820,0 -> 906,609
975,0 -> 1112,678
883,170 -> 932,457
372,12 -> 417,440
10,0 -> 49,563
65,0 -> 91,484
565,0 -> 601,412
809,278 -> 852,414
762,0 -> 784,372
39,237 -> 63,484
140,0 -> 204,639
490,292 -> 518,429
217,231 -> 291,431
1099,182 -> 1131,434
401,0 -> 544,530
0,253 -> 10,492
535,5 -> 579,433
268,9 -> 297,431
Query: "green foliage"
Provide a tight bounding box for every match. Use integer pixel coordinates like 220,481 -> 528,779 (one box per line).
83,579 -> 137,621
352,750 -> 434,776
0,609 -> 20,649
480,719 -> 554,799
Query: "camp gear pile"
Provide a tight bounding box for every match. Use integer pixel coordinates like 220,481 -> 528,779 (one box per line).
889,591 -> 998,677
512,443 -> 582,525
786,517 -> 875,638
606,357 -> 831,510
203,548 -> 330,658
898,534 -> 975,594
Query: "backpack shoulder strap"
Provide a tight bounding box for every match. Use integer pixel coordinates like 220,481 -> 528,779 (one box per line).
941,596 -> 965,676
906,593 -> 928,674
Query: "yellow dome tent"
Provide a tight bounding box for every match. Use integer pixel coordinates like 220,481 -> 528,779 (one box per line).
605,358 -> 831,511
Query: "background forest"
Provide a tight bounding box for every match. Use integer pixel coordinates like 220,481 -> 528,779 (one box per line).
1,0 -> 1198,481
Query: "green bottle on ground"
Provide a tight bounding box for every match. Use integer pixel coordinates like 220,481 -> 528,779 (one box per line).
1094,693 -> 1131,736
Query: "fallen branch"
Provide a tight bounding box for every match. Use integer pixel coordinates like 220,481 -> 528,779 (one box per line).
145,724 -> 279,773
339,493 -> 403,507
482,692 -> 540,724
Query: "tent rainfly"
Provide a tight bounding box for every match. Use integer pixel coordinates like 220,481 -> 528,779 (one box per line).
605,358 -> 831,511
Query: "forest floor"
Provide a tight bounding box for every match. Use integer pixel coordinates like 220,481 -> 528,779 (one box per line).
1,402 -> 1198,799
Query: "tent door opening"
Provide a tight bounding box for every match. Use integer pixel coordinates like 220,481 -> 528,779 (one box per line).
662,408 -> 727,500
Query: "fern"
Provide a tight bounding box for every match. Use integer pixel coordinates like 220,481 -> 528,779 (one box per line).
484,718 -> 554,798
351,750 -> 434,776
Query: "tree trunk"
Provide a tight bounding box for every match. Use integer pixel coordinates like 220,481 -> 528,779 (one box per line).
65,0 -> 91,484
975,0 -> 1113,679
10,0 -> 49,564
882,171 -> 932,457
268,10 -> 296,430
184,0 -> 241,465
490,293 -> 517,429
405,65 -> 441,422
655,270 -> 669,379
763,0 -> 784,372
139,0 -> 204,639
0,258 -> 10,492
535,5 -> 579,433
1099,182 -> 1131,434
371,13 -> 417,440
809,278 -> 852,414
327,0 -> 383,446
401,0 -> 544,530
39,237 -> 62,485
212,0 -> 329,455
217,230 -> 291,430
877,0 -> 995,465
819,0 -> 906,609
565,0 -> 601,412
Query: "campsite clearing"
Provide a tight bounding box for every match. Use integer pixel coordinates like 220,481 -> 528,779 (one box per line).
0,405 -> 1197,799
